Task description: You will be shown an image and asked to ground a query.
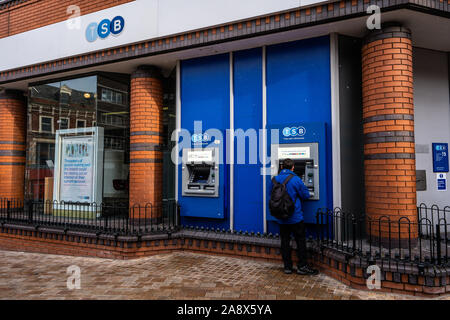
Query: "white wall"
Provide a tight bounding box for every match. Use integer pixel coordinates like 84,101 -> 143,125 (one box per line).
0,0 -> 328,72
414,47 -> 450,207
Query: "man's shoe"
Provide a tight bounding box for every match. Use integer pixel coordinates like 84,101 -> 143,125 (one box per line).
283,267 -> 293,274
297,265 -> 319,276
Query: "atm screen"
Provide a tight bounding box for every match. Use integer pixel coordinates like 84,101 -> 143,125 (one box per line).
293,161 -> 307,180
278,160 -> 312,181
191,166 -> 211,183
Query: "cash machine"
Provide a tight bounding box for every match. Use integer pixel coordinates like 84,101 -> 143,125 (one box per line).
178,140 -> 227,222
266,122 -> 332,226
271,143 -> 320,200
182,147 -> 219,197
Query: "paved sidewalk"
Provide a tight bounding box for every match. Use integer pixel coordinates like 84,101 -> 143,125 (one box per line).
0,249 -> 446,300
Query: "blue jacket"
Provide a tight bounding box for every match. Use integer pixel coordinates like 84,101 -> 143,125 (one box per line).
272,169 -> 311,224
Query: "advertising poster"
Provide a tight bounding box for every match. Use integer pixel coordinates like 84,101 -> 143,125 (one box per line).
60,136 -> 95,203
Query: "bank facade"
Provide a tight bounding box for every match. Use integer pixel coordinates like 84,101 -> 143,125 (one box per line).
0,0 -> 449,295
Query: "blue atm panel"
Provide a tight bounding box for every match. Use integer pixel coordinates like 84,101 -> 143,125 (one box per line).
179,54 -> 230,230
266,122 -> 329,224
266,36 -> 332,233
233,48 -> 264,233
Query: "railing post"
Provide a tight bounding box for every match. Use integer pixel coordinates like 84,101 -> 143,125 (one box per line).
436,224 -> 442,265
6,200 -> 10,221
27,200 -> 33,224
417,206 -> 422,238
176,203 -> 181,230
352,216 -> 356,253
316,210 -> 322,243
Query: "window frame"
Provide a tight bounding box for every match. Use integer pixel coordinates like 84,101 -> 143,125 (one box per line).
39,115 -> 54,133
58,117 -> 70,130
76,119 -> 87,128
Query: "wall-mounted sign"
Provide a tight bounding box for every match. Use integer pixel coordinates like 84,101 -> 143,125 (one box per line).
432,143 -> 449,172
437,173 -> 447,191
86,16 -> 125,43
2,0 -> 334,72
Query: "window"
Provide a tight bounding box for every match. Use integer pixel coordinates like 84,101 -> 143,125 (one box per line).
102,88 -> 113,102
40,116 -> 53,133
115,92 -> 123,105
27,74 -> 131,203
101,87 -> 125,105
59,117 -> 69,130
36,143 -> 55,166
76,119 -> 86,128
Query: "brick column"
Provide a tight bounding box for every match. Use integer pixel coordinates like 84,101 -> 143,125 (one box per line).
362,24 -> 418,246
0,90 -> 26,202
129,66 -> 163,220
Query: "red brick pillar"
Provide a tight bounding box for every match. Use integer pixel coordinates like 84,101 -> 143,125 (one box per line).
129,66 -> 163,220
0,90 -> 26,202
362,24 -> 418,246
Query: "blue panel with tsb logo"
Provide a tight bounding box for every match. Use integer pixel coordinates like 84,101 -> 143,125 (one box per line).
179,54 -> 230,229
266,36 -> 332,233
266,122 -> 329,224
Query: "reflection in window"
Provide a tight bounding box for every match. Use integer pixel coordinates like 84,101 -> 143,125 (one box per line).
100,87 -> 125,106
59,117 -> 69,130
25,74 -> 131,204
37,143 -> 55,166
40,116 -> 53,133
76,119 -> 86,128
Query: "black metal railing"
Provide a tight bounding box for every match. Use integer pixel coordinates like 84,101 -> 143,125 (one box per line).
0,198 -> 180,236
316,206 -> 450,270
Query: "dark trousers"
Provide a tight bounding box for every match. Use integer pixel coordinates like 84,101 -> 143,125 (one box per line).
280,221 -> 307,268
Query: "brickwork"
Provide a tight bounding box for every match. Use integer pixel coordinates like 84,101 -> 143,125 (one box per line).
0,90 -> 26,200
129,66 -> 163,214
361,24 -> 418,242
0,0 -> 134,39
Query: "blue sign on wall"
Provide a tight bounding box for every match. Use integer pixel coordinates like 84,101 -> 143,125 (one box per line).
432,143 -> 449,172
437,173 -> 447,191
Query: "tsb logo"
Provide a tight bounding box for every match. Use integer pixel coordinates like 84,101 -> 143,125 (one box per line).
86,16 -> 125,43
282,126 -> 306,137
192,133 -> 210,143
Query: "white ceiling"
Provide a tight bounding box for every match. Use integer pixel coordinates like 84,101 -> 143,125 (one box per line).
2,9 -> 448,91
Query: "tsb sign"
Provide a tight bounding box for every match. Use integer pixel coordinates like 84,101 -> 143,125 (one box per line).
192,133 -> 210,143
86,16 -> 125,43
282,126 -> 306,137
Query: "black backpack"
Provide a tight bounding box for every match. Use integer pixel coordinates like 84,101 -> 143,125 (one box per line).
269,174 -> 295,220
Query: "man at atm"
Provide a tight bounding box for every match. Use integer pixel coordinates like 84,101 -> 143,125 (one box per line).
274,158 -> 319,276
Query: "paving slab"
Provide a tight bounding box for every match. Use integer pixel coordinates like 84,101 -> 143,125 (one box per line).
0,249 -> 448,300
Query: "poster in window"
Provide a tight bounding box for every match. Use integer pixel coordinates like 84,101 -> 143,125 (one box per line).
59,135 -> 94,203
